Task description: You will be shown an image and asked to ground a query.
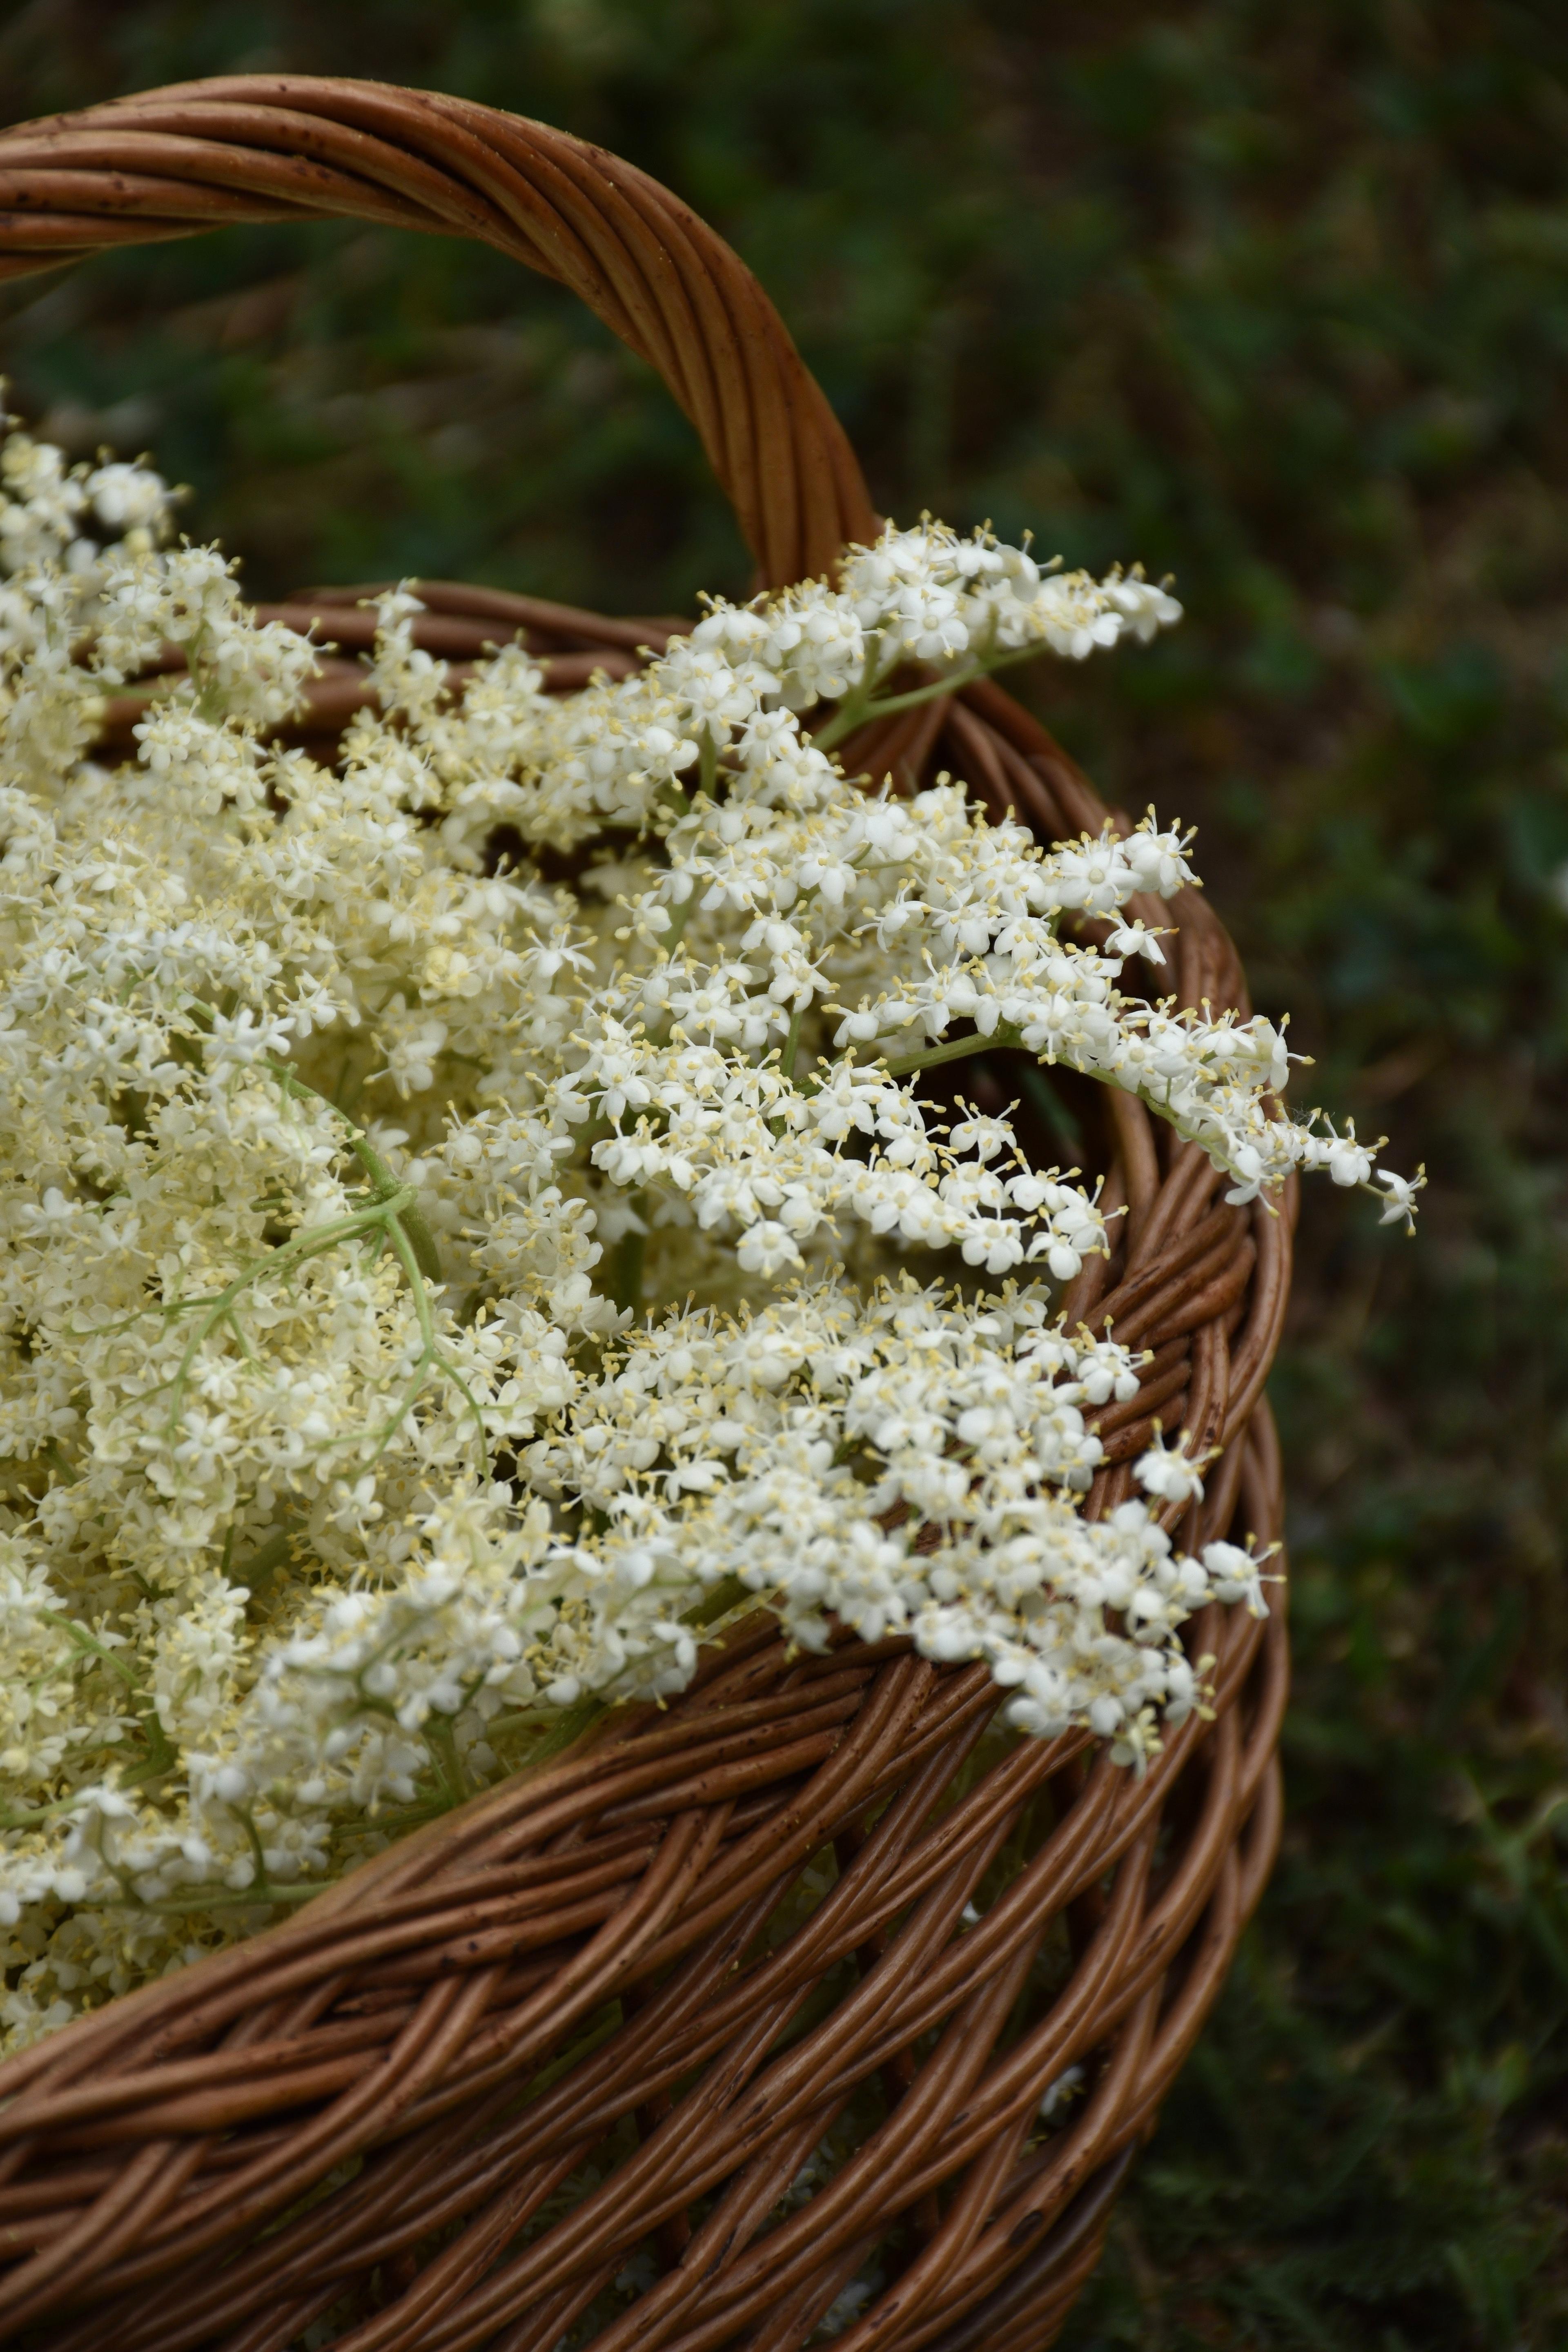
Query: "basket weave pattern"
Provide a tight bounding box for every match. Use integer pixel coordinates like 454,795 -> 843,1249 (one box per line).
0,81 -> 1292,2352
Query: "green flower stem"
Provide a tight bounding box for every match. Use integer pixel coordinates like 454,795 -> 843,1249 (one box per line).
797,1024 -> 1025,1095
880,1023 -> 1025,1078
162,1196 -> 413,1440
379,1210 -> 489,1470
807,626 -> 891,746
811,639 -> 1047,753
263,1056 -> 443,1282
37,1607 -> 140,1693
126,1047 -> 482,1468
800,1022 -> 1080,1149
141,1880 -> 339,1914
36,1608 -> 179,1788
0,1788 -> 114,1834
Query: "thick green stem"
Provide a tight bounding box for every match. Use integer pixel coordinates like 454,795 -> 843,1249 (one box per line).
383,1189 -> 442,1282
812,639 -> 1048,753
140,1880 -> 338,1914
880,1023 -> 1024,1078
797,628 -> 891,753
267,1056 -> 443,1280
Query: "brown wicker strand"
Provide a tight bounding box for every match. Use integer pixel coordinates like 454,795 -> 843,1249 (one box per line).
0,76 -> 875,586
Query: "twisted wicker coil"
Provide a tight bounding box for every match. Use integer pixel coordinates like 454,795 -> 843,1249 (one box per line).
0,80 -> 1293,2352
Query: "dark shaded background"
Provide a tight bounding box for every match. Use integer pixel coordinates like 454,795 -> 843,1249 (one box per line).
3,2 -> 1567,2341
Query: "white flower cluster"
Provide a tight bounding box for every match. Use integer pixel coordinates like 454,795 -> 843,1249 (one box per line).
0,415 -> 1413,2046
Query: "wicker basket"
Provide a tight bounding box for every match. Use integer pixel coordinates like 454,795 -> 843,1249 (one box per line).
0,78 -> 1292,2352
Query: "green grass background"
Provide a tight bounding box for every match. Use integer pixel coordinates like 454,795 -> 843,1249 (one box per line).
3,2 -> 1566,2341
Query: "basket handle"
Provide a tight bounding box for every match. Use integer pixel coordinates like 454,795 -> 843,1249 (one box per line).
0,75 -> 879,589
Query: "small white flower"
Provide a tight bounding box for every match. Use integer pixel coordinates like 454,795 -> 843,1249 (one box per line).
1374,1165 -> 1426,1232
1038,2062 -> 1085,2120
1135,1431 -> 1207,1507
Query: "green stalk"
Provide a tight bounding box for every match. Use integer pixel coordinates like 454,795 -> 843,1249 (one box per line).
379,1211 -> 489,1470
265,1057 -> 443,1282
880,1023 -> 1025,1078
812,639 -> 1047,753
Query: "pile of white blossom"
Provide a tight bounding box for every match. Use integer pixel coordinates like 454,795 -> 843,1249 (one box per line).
0,409 -> 1418,2046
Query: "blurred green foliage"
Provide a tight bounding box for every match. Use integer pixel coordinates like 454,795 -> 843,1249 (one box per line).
4,0 -> 1568,2340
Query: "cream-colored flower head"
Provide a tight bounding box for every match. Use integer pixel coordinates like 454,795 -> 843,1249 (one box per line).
0,420 -> 1412,2046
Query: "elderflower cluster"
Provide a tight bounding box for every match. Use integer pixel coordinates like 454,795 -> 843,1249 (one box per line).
0,412 -> 1415,2046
